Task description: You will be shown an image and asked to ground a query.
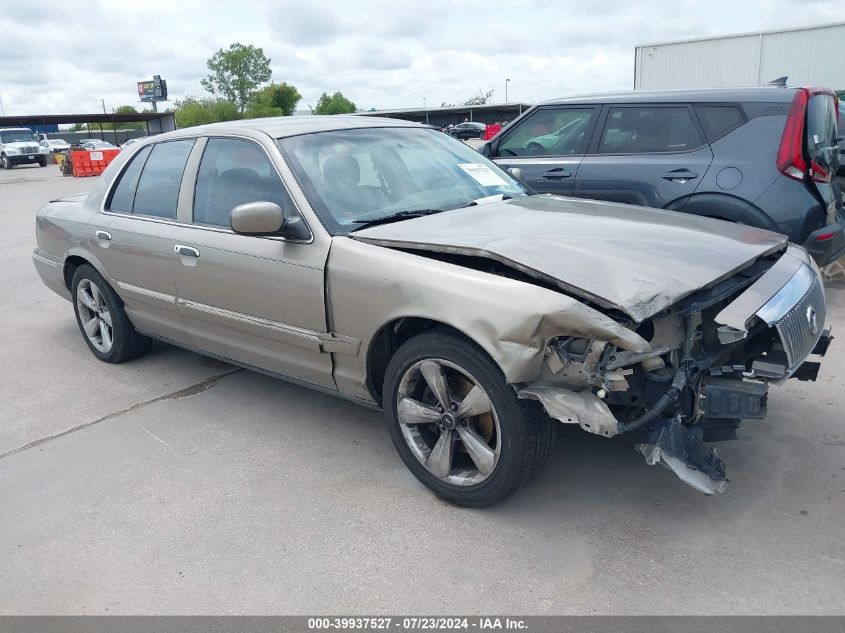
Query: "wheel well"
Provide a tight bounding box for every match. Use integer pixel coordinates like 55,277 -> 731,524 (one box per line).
63,255 -> 91,290
366,318 -> 467,404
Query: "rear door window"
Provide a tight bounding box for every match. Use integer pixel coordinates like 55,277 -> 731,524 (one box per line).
496,107 -> 596,157
597,106 -> 704,154
694,105 -> 745,142
132,140 -> 195,219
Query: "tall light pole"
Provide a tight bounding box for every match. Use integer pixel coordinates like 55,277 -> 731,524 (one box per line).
423,97 -> 428,123
505,78 -> 510,103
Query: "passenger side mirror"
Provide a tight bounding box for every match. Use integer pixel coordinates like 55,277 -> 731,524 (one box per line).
507,167 -> 525,182
230,201 -> 310,241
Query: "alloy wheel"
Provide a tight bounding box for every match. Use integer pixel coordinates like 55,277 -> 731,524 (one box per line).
76,278 -> 114,353
396,358 -> 501,486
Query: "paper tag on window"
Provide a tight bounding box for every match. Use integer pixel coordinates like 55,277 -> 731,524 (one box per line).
89,151 -> 103,161
458,163 -> 507,187
813,134 -> 819,145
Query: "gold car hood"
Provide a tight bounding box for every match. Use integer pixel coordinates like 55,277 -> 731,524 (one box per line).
351,195 -> 788,322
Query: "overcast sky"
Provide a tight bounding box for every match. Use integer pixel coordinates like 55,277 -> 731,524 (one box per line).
0,0 -> 841,116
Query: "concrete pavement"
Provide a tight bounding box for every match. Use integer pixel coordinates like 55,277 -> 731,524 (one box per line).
1,165 -> 844,615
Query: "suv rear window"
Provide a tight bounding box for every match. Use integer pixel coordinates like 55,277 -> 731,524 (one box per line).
694,105 -> 745,142
597,107 -> 704,154
805,94 -> 838,175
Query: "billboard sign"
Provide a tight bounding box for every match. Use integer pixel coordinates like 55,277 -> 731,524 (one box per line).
137,75 -> 167,102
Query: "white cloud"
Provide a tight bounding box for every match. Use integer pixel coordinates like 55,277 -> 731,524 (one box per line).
0,0 -> 840,115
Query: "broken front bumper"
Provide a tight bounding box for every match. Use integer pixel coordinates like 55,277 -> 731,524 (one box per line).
521,244 -> 832,495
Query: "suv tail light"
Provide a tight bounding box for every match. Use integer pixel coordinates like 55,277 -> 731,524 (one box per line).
777,89 -> 808,181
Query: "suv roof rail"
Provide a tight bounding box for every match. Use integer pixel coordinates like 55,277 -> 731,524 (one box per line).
767,76 -> 789,87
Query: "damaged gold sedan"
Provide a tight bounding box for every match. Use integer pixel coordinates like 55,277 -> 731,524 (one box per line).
33,117 -> 832,506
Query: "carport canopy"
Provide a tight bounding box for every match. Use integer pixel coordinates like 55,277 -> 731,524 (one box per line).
0,112 -> 176,144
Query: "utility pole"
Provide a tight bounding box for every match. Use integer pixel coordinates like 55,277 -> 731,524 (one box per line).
0,93 -> 5,116
505,78 -> 510,103
423,97 -> 428,123
101,99 -> 106,114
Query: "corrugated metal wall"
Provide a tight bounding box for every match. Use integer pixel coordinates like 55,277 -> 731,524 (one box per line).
635,23 -> 845,90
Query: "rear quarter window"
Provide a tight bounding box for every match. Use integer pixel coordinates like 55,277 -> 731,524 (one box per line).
694,105 -> 746,142
132,140 -> 195,219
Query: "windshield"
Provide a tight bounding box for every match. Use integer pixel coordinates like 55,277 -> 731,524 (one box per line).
278,127 -> 530,234
0,130 -> 36,144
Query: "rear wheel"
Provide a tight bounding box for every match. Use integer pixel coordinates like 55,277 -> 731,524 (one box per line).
71,264 -> 151,363
384,329 -> 555,507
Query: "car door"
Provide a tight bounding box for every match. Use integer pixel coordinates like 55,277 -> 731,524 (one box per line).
574,104 -> 713,209
166,135 -> 335,390
491,105 -> 599,195
91,140 -> 195,346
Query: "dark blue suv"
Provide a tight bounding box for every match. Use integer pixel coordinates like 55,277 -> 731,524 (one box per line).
481,86 -> 843,266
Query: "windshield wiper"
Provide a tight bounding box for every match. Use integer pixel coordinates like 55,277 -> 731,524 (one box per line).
350,209 -> 445,231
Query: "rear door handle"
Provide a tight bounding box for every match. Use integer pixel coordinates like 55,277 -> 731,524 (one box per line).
95,230 -> 111,241
542,168 -> 571,180
174,245 -> 200,258
662,169 -> 699,183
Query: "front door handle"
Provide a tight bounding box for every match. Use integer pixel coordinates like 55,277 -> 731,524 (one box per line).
542,168 -> 571,180
174,244 -> 200,258
662,169 -> 698,183
95,230 -> 112,241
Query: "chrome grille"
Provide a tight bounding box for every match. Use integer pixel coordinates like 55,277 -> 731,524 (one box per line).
22,145 -> 38,154
775,270 -> 825,373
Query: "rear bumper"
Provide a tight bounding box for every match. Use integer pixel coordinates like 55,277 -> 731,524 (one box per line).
32,248 -> 70,301
801,216 -> 845,266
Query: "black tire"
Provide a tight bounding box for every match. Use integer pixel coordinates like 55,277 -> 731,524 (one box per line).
38,159 -> 47,167
384,328 -> 555,507
71,264 -> 151,363
2,155 -> 13,170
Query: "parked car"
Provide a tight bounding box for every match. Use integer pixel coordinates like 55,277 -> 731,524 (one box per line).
838,101 -> 844,178
480,86 -> 844,266
0,127 -> 49,168
32,116 -> 831,505
120,136 -> 147,150
77,139 -> 117,150
450,121 -> 486,140
39,139 -> 71,154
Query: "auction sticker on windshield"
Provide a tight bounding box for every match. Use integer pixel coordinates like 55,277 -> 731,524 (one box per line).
458,163 -> 507,187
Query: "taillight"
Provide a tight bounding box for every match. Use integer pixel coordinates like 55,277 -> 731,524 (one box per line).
810,159 -> 831,184
777,89 -> 808,181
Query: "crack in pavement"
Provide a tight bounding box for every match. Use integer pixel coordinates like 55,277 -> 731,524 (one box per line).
0,368 -> 242,460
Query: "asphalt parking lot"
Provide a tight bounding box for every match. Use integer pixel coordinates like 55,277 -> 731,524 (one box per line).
1,164 -> 844,615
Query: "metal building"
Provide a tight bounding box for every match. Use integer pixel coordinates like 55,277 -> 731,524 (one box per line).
634,22 -> 845,92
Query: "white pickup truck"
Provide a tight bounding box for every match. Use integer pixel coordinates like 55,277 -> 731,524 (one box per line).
0,127 -> 50,169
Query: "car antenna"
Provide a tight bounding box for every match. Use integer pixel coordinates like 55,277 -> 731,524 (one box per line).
767,76 -> 788,87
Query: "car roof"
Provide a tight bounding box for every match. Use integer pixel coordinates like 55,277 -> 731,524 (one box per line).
538,86 -> 799,105
160,115 -> 422,140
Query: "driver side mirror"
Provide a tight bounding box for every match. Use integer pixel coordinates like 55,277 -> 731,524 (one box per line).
230,201 -> 310,241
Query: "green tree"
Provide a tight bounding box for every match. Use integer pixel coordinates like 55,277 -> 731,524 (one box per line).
68,123 -> 85,132
312,91 -> 357,115
174,96 -> 239,128
463,89 -> 495,105
245,82 -> 301,118
201,43 -> 272,114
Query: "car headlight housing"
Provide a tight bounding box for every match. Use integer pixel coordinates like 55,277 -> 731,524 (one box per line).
5,147 -> 19,155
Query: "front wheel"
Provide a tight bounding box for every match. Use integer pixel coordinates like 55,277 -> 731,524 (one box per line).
71,264 -> 151,363
1,155 -> 13,170
384,329 -> 555,507
38,158 -> 47,167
